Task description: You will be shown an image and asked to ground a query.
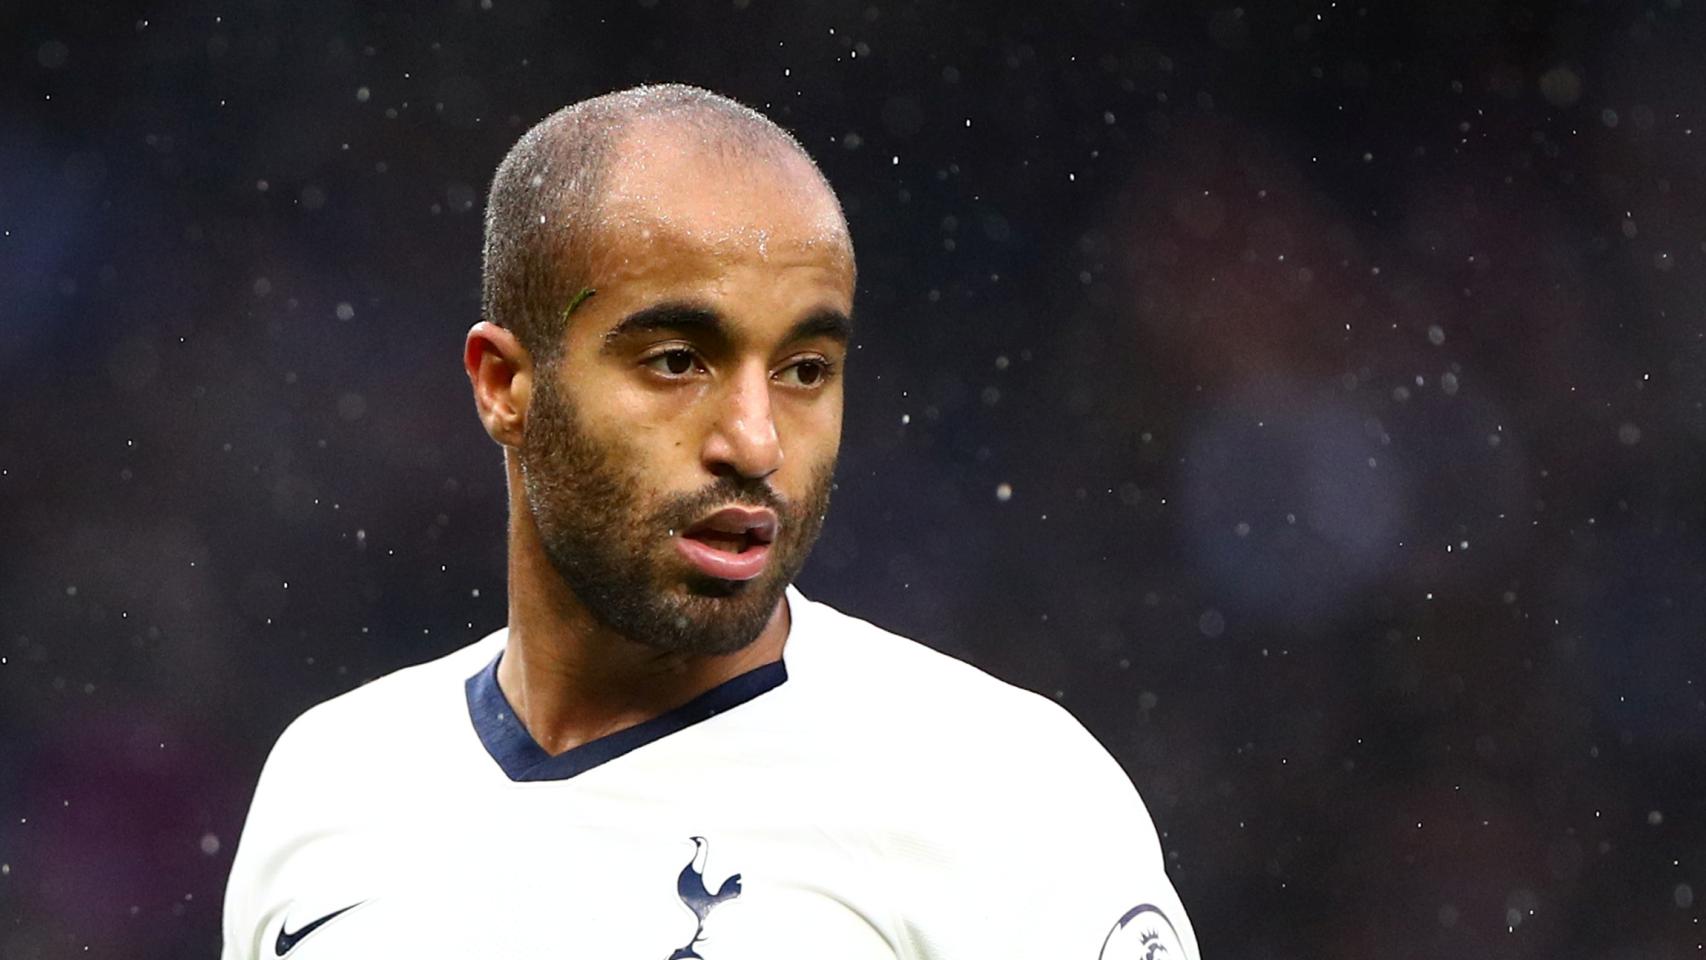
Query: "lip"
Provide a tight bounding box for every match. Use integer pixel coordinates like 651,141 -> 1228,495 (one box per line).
681,507 -> 779,544
674,535 -> 771,581
674,506 -> 779,582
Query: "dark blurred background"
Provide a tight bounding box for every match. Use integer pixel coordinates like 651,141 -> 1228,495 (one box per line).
4,0 -> 1705,956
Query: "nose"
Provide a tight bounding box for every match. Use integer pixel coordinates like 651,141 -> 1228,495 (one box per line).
701,361 -> 782,481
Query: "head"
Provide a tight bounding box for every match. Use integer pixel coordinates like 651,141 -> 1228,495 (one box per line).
465,84 -> 855,656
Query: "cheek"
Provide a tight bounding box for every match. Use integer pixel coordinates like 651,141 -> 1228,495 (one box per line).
608,424 -> 713,508
571,381 -> 683,462
782,408 -> 841,478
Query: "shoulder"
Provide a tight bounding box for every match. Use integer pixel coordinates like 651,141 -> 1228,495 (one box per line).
260,629 -> 504,780
787,594 -> 1191,955
791,590 -> 1048,712
224,634 -> 501,957
789,590 -> 1132,797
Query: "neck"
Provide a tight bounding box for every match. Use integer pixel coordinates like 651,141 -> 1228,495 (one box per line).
497,465 -> 790,756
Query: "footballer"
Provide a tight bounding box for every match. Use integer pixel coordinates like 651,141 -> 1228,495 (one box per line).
221,84 -> 1198,960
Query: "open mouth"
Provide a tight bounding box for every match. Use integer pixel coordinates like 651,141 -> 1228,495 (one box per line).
674,507 -> 779,581
686,530 -> 764,554
679,507 -> 778,551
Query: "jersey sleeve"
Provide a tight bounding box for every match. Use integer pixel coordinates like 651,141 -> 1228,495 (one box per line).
884,697 -> 1200,960
1009,707 -> 1200,960
220,707 -> 323,960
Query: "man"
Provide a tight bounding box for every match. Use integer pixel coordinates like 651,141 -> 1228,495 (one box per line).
221,84 -> 1197,960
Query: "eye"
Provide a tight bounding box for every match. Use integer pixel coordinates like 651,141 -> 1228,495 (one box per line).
778,358 -> 835,389
643,348 -> 701,378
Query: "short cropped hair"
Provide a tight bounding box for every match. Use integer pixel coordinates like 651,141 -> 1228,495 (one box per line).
481,84 -> 839,367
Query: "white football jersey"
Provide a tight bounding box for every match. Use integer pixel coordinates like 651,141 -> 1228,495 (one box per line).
221,585 -> 1197,960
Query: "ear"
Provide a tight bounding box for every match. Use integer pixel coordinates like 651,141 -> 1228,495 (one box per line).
464,321 -> 531,448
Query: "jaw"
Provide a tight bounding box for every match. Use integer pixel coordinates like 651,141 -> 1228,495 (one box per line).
683,575 -> 751,599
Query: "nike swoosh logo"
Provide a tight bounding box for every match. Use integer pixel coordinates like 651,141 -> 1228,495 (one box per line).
274,902 -> 362,956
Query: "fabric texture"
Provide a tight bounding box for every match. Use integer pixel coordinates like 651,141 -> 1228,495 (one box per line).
220,585 -> 1197,960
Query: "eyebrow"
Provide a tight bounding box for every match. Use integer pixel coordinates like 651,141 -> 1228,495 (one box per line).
599,301 -> 855,351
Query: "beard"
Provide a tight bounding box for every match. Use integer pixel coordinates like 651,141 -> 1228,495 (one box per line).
517,370 -> 834,656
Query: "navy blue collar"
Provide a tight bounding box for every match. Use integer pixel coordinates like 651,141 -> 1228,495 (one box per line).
465,651 -> 788,782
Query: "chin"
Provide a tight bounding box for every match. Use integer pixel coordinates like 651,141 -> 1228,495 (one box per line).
683,575 -> 753,599
656,573 -> 785,654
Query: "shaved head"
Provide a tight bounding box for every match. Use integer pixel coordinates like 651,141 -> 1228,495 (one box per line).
481,84 -> 851,367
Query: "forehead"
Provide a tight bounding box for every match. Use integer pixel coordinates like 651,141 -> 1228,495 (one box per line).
591,119 -> 854,277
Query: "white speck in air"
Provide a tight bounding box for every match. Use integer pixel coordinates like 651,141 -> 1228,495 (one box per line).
995,483 -> 1013,502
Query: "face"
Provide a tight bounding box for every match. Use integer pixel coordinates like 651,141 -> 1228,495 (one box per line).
518,127 -> 855,656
